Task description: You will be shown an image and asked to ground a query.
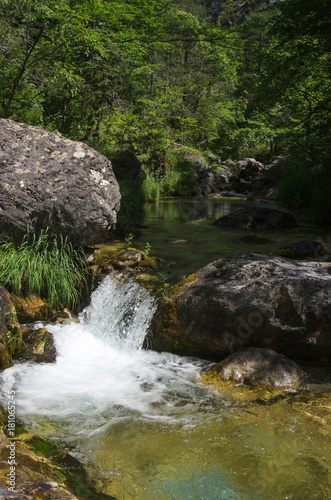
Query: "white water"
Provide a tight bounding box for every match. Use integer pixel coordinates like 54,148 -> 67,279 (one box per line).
0,276 -> 216,437
1,275 -> 330,499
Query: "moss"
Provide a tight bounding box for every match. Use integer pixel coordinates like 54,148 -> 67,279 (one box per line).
0,422 -> 117,500
201,369 -> 289,402
148,273 -> 214,359
0,342 -> 12,370
170,273 -> 197,300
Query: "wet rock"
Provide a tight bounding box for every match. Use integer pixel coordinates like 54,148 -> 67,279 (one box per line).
92,246 -> 163,273
11,295 -> 51,322
235,179 -> 254,194
111,249 -> 144,268
0,119 -> 121,246
147,254 -> 331,363
203,347 -> 305,390
213,206 -> 298,230
21,327 -> 57,363
170,239 -> 190,245
274,240 -> 327,260
0,429 -> 80,499
0,286 -> 21,369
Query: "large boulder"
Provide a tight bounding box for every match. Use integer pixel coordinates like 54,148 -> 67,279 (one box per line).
0,119 -> 121,246
203,347 -> 305,391
213,206 -> 298,230
147,254 -> 331,363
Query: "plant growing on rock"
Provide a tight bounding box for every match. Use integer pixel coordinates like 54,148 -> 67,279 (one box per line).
0,227 -> 87,309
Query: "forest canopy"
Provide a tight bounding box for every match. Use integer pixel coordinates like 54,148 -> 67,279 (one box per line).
1,0 -> 330,218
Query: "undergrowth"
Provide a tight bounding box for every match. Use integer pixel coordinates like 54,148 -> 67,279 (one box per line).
0,226 -> 87,309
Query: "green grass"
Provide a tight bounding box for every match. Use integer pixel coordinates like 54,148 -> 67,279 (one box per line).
0,227 -> 87,309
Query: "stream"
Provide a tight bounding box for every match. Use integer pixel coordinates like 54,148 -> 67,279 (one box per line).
1,197 -> 331,499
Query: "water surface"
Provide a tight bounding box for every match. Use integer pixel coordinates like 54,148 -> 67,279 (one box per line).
1,197 -> 331,499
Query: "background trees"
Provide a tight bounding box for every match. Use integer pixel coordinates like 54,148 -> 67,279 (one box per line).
1,0 -> 330,219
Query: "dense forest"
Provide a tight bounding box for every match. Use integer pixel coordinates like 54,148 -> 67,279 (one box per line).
0,0 -> 330,221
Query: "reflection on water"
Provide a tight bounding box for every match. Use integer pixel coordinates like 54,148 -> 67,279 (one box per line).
133,197 -> 331,283
141,197 -> 246,222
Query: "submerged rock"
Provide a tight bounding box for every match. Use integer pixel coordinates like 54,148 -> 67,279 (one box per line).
11,295 -> 51,322
147,254 -> 331,363
0,119 -> 121,246
0,423 -> 83,499
274,240 -> 327,260
240,234 -> 271,244
290,391 -> 331,427
213,206 -> 297,230
203,347 -> 305,391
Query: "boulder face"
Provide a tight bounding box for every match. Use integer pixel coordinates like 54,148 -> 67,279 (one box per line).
203,347 -> 305,391
213,206 -> 298,230
147,254 -> 331,363
0,119 -> 121,246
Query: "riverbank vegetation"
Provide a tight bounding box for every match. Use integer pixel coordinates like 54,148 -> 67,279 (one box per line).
0,226 -> 87,308
0,0 -> 330,219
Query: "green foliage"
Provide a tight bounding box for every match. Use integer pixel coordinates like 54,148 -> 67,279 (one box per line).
125,233 -> 135,248
0,227 -> 87,309
142,173 -> 161,202
279,159 -> 331,224
161,170 -> 197,196
0,0 -> 330,218
144,242 -> 151,256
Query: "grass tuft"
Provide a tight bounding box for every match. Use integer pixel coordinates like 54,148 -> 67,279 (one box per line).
0,226 -> 87,309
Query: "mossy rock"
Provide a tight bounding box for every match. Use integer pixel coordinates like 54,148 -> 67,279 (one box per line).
20,327 -> 57,363
0,285 -> 22,369
11,295 -> 52,322
274,240 -> 327,260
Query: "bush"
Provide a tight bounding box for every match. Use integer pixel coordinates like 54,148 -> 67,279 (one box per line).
161,170 -> 197,196
142,173 -> 161,202
278,161 -> 314,208
0,227 -> 87,309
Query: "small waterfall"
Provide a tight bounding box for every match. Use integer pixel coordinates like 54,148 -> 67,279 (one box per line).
0,276 -> 212,433
79,275 -> 157,350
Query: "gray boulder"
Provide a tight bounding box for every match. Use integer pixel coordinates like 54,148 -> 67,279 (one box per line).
147,253 -> 331,363
204,347 -> 305,390
0,119 -> 121,246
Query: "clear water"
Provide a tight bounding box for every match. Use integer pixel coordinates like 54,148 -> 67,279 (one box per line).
1,198 -> 331,499
131,197 -> 331,283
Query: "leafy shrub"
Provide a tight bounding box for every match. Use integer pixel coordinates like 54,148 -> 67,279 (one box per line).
0,227 -> 87,309
142,173 -> 161,202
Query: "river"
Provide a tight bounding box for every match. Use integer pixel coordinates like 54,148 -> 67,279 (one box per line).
1,197 -> 330,499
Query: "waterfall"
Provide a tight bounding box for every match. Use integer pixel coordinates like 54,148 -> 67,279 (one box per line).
0,276 -> 212,435
78,275 -> 157,350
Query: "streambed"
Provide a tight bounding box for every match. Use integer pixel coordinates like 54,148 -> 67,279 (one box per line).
1,198 -> 331,499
